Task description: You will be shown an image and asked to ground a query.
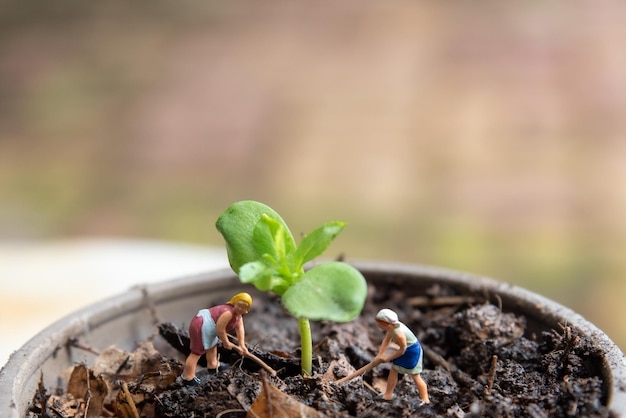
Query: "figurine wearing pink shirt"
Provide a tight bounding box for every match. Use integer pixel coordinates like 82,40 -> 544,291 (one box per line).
182,292 -> 252,386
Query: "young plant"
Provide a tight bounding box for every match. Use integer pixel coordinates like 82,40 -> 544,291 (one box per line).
216,200 -> 367,375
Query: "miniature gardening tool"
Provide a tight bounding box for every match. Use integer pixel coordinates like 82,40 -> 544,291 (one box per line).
226,334 -> 277,376
240,350 -> 277,376
335,357 -> 384,384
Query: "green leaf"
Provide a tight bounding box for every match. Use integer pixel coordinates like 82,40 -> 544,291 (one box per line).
281,262 -> 367,322
215,200 -> 296,273
293,221 -> 345,267
239,261 -> 290,294
253,214 -> 296,267
239,261 -> 272,285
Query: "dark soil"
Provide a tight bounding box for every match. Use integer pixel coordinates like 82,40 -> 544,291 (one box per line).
30,278 -> 611,417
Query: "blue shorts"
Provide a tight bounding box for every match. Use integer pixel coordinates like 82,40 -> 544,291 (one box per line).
392,342 -> 423,375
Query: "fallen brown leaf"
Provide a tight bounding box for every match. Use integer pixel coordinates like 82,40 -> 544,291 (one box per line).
66,364 -> 108,417
113,381 -> 140,418
247,374 -> 321,418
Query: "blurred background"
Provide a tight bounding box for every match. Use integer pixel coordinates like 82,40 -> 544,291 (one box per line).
1,1 -> 625,365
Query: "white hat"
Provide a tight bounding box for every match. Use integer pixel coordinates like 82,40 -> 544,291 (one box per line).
376,308 -> 399,324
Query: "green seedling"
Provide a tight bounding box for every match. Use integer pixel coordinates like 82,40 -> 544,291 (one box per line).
216,200 -> 367,375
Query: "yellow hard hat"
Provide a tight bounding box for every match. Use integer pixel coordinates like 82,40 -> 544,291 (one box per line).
227,292 -> 252,308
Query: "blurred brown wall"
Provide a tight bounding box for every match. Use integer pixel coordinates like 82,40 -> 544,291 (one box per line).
1,1 -> 625,349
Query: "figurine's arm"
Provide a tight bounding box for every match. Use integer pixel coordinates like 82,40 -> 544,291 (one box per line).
215,311 -> 237,351
376,330 -> 393,359
235,318 -> 249,356
385,332 -> 407,362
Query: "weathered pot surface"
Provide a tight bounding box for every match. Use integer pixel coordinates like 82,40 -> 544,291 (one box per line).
1,260 -> 625,417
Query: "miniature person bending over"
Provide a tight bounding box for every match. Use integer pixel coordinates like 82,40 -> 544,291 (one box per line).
374,308 -> 430,403
182,292 -> 252,386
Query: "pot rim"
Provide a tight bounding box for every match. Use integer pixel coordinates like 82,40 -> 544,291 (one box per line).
1,260 -> 624,416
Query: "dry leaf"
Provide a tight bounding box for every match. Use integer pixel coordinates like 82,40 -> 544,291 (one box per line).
44,393 -> 84,417
66,364 -> 108,417
58,340 -> 181,417
247,379 -> 321,418
113,381 -> 140,418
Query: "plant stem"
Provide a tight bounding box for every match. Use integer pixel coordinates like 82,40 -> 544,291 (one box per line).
298,317 -> 312,376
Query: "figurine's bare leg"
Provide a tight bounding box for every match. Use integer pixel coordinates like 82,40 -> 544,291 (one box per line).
383,368 -> 399,400
205,345 -> 219,369
183,353 -> 201,380
412,374 -> 430,403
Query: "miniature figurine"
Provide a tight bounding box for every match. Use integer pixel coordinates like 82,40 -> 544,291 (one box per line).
181,292 -> 252,386
374,308 -> 430,404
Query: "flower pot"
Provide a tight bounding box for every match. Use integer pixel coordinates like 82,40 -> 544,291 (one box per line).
1,261 -> 625,417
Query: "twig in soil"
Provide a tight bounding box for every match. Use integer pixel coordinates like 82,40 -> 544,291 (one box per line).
140,286 -> 162,327
408,295 -> 481,308
136,371 -> 162,385
558,323 -> 578,379
231,355 -> 247,374
37,372 -> 48,417
494,294 -> 503,312
362,380 -> 379,395
484,355 -> 498,395
452,367 -> 477,389
423,347 -> 451,373
84,366 -> 92,418
50,405 -> 65,418
102,407 -> 116,417
423,347 -> 476,389
116,381 -> 140,418
115,355 -> 131,375
492,295 -> 503,330
227,334 -> 278,375
67,338 -> 101,356
261,371 -> 274,417
216,410 -> 247,418
253,335 -> 275,351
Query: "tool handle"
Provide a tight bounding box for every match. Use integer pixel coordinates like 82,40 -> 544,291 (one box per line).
228,335 -> 278,376
336,357 -> 384,383
243,350 -> 278,376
